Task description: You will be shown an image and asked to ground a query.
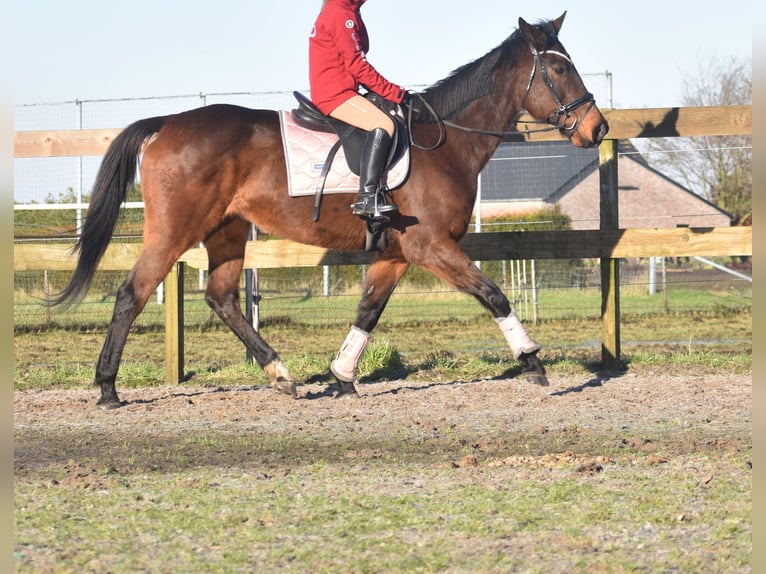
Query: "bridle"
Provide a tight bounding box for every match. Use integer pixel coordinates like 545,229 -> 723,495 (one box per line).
522,46 -> 595,132
405,44 -> 596,150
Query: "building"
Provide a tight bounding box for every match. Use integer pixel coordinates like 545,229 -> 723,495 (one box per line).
477,140 -> 732,229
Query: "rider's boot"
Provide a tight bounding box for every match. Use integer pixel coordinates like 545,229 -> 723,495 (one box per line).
352,127 -> 398,217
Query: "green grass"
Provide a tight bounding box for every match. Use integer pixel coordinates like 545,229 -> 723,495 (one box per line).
13,300 -> 752,392
15,450 -> 751,573
13,271 -> 753,573
12,331 -> 752,393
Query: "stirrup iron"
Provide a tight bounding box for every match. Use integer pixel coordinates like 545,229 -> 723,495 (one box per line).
352,189 -> 397,217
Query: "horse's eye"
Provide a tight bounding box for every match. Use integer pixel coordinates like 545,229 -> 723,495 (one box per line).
554,64 -> 568,75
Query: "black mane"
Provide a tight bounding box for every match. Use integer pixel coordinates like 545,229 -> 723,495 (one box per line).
412,19 -> 559,122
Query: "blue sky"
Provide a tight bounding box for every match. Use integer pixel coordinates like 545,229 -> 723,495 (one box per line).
14,0 -> 752,109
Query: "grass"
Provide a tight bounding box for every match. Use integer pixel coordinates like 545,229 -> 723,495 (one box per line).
12,332 -> 752,393
14,449 -> 751,573
13,300 -> 752,392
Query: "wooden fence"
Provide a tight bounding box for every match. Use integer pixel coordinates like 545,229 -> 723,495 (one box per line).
14,106 -> 752,382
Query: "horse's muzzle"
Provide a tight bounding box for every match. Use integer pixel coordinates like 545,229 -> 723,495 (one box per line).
567,101 -> 609,148
591,119 -> 609,146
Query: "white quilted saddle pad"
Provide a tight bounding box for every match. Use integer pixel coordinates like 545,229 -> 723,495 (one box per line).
279,110 -> 410,197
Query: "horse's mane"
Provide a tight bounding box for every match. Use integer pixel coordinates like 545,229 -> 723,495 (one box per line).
412,19 -> 559,122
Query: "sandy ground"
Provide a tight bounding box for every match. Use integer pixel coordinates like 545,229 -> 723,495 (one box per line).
15,369 -> 751,480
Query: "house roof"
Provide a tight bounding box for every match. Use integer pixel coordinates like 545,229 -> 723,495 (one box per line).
480,140 -> 598,201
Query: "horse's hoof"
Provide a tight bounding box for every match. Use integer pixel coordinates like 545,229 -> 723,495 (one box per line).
97,399 -> 123,411
334,380 -> 359,399
524,372 -> 550,387
518,351 -> 548,386
265,360 -> 298,398
271,379 -> 298,398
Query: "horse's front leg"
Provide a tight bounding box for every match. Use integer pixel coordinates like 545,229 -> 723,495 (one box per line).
330,257 -> 410,397
414,242 -> 548,386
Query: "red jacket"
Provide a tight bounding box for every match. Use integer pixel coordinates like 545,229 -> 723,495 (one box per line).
309,0 -> 405,114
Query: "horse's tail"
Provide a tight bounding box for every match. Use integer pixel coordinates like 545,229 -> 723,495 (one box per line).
49,115 -> 167,308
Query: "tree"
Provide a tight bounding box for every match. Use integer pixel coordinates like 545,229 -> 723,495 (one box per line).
644,54 -> 752,225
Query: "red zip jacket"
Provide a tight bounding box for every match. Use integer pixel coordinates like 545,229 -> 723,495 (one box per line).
309,0 -> 405,115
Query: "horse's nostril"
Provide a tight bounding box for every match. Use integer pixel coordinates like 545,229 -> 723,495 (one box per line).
593,121 -> 609,144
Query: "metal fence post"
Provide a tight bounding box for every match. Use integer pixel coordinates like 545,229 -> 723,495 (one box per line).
245,226 -> 260,364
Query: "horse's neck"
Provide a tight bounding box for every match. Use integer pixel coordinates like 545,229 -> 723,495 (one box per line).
449,93 -> 519,175
422,37 -> 527,175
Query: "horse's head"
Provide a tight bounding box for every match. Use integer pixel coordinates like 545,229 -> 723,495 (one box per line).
518,12 -> 609,148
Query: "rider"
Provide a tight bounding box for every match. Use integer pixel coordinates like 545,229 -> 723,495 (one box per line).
309,0 -> 406,217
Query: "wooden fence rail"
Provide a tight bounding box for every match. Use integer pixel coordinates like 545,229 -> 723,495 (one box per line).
12,106 -> 752,155
13,228 -> 752,272
14,105 -> 752,382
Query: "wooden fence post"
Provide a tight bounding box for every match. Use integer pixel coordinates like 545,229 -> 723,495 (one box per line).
164,262 -> 185,384
599,139 -> 622,372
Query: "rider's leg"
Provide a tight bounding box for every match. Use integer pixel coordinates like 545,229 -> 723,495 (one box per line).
329,95 -> 398,216
353,127 -> 396,215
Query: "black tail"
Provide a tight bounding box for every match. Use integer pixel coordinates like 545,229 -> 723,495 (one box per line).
49,115 -> 167,308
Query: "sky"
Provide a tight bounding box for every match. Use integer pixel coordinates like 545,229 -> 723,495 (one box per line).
13,0 -> 752,109
9,0 -> 754,205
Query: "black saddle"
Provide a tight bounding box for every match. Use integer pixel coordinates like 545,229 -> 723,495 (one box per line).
291,91 -> 409,176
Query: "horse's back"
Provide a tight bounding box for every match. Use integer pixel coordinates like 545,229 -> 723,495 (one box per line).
158,103 -> 279,141
177,102 -> 277,121
141,104 -> 281,172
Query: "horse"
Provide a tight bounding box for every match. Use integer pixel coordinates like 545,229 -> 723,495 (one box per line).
51,12 -> 609,409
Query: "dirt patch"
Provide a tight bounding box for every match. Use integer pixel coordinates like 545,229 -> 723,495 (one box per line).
15,369 -> 751,482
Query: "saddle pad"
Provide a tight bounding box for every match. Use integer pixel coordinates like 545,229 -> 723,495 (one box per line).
279,110 -> 410,197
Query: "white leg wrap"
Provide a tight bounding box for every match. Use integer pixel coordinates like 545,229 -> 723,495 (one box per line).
496,314 -> 540,360
330,326 -> 370,383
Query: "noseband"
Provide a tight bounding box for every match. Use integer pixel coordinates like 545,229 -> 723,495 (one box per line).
523,46 -> 595,132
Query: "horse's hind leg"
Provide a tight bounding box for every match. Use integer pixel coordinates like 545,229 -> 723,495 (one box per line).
411,241 -> 548,386
203,219 -> 297,398
330,257 -> 410,396
95,247 -> 179,409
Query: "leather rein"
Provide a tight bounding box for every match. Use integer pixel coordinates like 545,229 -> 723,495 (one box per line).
405,45 -> 595,150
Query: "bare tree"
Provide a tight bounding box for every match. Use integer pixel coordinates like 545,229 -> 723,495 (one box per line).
644,54 -> 752,225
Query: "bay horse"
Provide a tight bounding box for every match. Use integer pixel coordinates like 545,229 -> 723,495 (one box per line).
51,13 -> 608,409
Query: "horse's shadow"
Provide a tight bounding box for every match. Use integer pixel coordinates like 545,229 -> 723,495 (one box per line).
301,365 -> 469,399
546,375 -> 610,396
537,355 -> 628,395
302,358 -> 627,400
113,357 -> 628,407
117,380 -> 272,407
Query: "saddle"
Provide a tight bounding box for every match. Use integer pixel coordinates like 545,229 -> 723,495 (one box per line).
290,92 -> 410,224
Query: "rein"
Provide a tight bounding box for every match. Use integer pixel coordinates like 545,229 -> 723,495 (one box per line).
406,45 -> 595,149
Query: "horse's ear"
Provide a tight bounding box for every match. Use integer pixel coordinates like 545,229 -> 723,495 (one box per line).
518,17 -> 546,49
552,11 -> 567,34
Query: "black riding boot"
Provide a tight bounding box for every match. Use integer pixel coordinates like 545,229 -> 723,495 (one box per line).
352,127 -> 398,217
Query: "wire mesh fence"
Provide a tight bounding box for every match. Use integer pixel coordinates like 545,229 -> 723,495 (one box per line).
14,257 -> 752,336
